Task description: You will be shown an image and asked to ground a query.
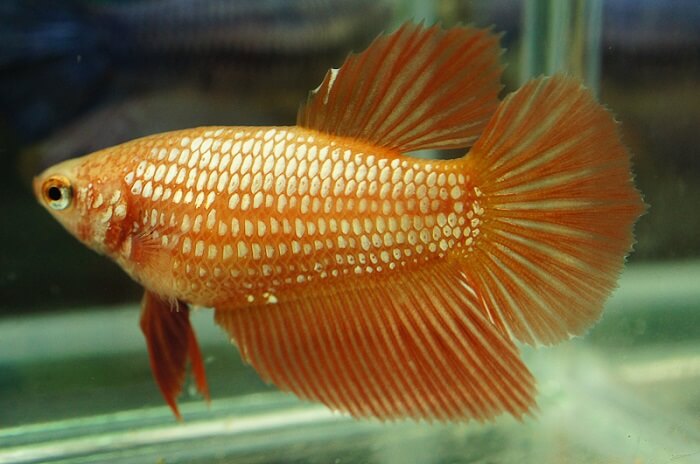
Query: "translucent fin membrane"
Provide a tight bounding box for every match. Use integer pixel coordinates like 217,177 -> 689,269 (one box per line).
215,260 -> 536,422
462,76 -> 645,346
140,292 -> 210,419
297,22 -> 503,153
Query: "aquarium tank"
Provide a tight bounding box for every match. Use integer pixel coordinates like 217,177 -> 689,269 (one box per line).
1,0 -> 699,462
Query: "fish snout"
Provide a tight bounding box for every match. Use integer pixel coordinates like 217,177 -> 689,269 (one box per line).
32,176 -> 42,201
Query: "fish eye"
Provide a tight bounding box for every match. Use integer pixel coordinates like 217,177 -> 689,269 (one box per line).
42,176 -> 73,211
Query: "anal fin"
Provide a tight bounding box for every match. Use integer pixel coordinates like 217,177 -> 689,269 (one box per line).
215,260 -> 536,422
140,291 -> 210,419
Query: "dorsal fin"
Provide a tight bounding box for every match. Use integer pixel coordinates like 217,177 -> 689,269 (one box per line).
296,22 -> 503,153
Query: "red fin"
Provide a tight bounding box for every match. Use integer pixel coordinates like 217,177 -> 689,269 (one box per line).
461,75 -> 645,346
215,260 -> 536,422
297,22 -> 503,152
140,291 -> 210,419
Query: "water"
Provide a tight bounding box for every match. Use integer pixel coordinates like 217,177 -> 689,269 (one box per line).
1,1 -> 699,462
1,262 -> 699,463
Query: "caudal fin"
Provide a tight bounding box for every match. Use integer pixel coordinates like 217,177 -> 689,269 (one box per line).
459,76 -> 645,346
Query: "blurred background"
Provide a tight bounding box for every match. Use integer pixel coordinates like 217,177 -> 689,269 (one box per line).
1,1 -> 699,463
1,0 -> 699,311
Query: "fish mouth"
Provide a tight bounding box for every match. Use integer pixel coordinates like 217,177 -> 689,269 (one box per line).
32,175 -> 44,204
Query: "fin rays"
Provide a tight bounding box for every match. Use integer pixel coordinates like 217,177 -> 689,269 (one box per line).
140,292 -> 210,419
215,260 -> 536,422
297,22 -> 503,153
462,76 -> 644,346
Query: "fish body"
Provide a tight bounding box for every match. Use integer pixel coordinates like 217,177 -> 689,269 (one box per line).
65,126 -> 477,309
35,23 -> 644,422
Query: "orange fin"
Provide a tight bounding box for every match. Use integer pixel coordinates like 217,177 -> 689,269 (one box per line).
140,291 -> 210,419
215,260 -> 536,422
461,75 -> 645,346
297,22 -> 503,152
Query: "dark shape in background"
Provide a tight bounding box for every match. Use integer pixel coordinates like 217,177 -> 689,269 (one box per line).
0,0 -> 392,143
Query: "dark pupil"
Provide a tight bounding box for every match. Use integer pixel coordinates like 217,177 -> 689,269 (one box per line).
48,186 -> 62,201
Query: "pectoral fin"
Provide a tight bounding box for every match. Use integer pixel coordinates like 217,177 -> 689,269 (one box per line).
140,291 -> 210,419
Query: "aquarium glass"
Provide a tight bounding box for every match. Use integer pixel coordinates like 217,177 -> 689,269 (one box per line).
1,0 -> 698,462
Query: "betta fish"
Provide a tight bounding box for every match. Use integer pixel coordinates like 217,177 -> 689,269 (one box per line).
34,23 -> 644,422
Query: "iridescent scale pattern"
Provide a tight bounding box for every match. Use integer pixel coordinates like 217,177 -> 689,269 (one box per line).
118,126 -> 482,307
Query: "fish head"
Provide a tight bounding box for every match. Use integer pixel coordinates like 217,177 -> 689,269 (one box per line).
34,150 -> 131,256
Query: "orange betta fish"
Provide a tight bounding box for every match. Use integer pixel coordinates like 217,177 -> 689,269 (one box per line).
35,23 -> 644,422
